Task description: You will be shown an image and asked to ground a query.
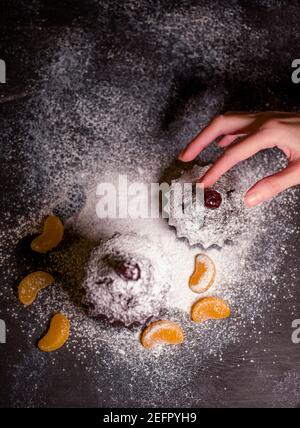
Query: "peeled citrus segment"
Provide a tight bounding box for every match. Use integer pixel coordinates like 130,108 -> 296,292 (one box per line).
191,297 -> 231,324
31,215 -> 64,254
18,271 -> 54,306
189,254 -> 216,294
38,313 -> 70,352
141,320 -> 184,350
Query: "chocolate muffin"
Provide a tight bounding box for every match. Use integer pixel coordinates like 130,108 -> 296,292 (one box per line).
82,233 -> 171,326
168,164 -> 249,248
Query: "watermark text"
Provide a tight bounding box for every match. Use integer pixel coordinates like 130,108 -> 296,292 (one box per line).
0,319 -> 6,344
292,319 -> 300,344
291,59 -> 300,84
0,59 -> 6,84
95,175 -> 204,220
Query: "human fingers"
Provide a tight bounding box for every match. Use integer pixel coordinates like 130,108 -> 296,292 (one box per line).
199,130 -> 274,187
244,161 -> 300,207
179,114 -> 254,162
218,133 -> 247,148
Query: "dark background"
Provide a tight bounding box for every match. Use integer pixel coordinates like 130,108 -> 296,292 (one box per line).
1,0 -> 300,408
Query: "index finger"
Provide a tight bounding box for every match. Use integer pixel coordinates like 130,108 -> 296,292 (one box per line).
179,114 -> 254,162
199,130 -> 274,187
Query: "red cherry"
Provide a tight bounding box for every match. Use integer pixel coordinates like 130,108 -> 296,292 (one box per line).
204,189 -> 222,209
115,260 -> 141,281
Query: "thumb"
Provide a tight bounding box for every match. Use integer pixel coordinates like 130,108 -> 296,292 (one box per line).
244,162 -> 300,208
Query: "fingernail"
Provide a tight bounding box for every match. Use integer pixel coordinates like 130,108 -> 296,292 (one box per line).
244,192 -> 261,208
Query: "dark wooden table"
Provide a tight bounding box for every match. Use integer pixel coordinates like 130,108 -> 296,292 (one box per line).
1,0 -> 300,408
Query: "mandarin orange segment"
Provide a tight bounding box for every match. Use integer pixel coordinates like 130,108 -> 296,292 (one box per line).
191,297 -> 231,324
31,215 -> 64,254
18,271 -> 55,306
141,320 -> 184,350
38,313 -> 70,352
189,254 -> 216,294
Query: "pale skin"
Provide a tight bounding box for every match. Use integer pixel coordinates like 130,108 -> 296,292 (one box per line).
178,112 -> 300,207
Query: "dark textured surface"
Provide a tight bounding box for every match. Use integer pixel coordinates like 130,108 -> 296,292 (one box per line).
1,0 -> 300,408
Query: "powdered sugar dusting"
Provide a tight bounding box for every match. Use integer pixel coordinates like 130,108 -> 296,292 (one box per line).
2,149 -> 299,365
82,232 -> 171,326
169,163 -> 256,248
1,5 -> 300,406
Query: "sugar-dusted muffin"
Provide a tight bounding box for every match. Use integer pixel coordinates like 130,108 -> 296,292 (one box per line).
168,164 -> 249,248
82,233 -> 171,326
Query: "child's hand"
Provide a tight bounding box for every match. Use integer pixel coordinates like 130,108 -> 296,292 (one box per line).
178,112 -> 300,207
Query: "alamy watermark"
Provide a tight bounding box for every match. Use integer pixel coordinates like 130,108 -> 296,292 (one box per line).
292,319 -> 300,344
291,59 -> 300,84
0,59 -> 6,84
95,175 -> 204,220
0,319 -> 6,344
